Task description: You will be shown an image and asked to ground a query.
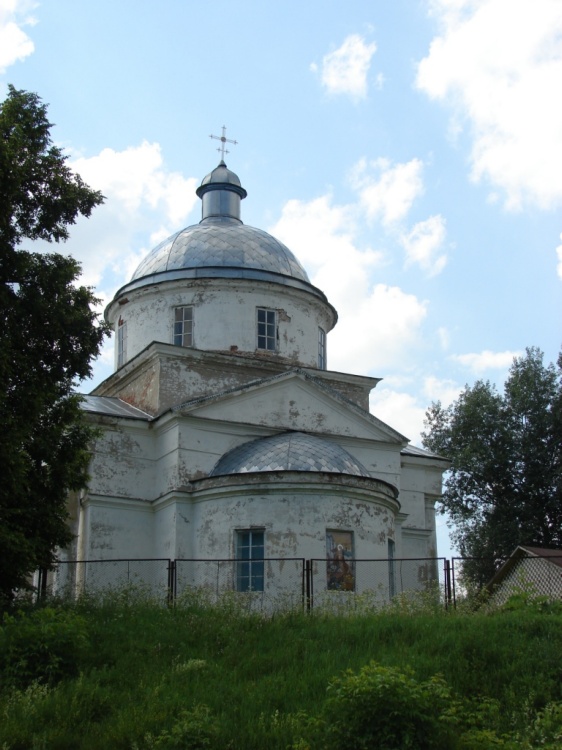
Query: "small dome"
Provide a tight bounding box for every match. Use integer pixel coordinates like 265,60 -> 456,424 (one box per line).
196,160 -> 246,196
210,432 -> 371,477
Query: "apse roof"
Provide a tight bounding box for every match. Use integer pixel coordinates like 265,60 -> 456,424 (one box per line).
210,431 -> 371,477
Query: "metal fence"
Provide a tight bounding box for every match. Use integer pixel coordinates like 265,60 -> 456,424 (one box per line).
36,555 -> 562,611
452,555 -> 562,605
174,558 -> 306,613
36,556 -> 452,611
36,559 -> 173,601
309,557 -> 449,612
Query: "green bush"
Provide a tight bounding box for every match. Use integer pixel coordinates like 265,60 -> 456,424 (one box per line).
323,661 -> 455,750
521,701 -> 562,749
135,705 -> 220,749
0,607 -> 89,687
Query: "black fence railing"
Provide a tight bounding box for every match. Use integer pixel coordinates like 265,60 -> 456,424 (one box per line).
35,556 -> 450,611
34,555 -> 562,611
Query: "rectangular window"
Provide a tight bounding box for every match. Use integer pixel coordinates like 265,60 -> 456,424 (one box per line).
326,530 -> 355,591
117,321 -> 127,368
256,308 -> 277,351
236,529 -> 265,592
174,306 -> 193,347
318,327 -> 326,369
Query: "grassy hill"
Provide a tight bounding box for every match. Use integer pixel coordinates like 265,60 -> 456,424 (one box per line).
1,591 -> 561,749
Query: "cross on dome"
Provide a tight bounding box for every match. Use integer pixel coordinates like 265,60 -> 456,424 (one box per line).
209,125 -> 237,160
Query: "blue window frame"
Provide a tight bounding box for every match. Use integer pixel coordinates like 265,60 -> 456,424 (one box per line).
236,530 -> 265,592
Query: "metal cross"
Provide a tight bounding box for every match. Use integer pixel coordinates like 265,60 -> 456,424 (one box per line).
209,125 -> 238,161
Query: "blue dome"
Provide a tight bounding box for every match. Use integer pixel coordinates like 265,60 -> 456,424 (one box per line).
210,432 -> 371,477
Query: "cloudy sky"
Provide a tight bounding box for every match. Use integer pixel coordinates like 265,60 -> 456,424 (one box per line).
2,0 -> 561,554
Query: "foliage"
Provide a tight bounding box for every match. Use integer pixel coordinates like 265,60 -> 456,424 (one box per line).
135,705 -> 220,750
0,607 -> 89,687
0,598 -> 561,748
422,347 -> 562,586
323,661 -> 455,749
522,701 -> 562,749
0,85 -> 108,604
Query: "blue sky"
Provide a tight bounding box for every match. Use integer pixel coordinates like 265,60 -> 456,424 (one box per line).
2,0 -> 561,556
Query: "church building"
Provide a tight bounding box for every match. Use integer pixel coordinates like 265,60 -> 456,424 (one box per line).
68,157 -> 448,602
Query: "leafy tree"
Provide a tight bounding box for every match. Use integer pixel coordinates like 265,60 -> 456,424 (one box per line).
422,347 -> 562,585
0,85 -> 108,604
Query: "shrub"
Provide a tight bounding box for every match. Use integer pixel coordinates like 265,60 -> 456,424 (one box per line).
521,701 -> 562,749
0,606 -> 89,687
135,705 -> 220,749
323,661 -> 455,749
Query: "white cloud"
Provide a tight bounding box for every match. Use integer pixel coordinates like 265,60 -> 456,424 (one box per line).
66,141 -> 198,291
269,194 -> 383,309
437,326 -> 450,349
0,0 -> 36,72
349,157 -> 425,226
417,0 -> 562,210
423,375 -> 462,406
401,214 -> 447,275
316,34 -> 377,100
556,233 -> 562,280
369,388 -> 426,444
329,284 -> 427,375
270,192 -> 428,375
451,349 -> 522,373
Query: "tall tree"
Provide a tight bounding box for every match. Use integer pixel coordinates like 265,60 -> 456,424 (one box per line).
422,347 -> 562,586
0,85 -> 108,604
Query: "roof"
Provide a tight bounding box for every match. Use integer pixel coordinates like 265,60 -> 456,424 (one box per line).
518,546 -> 562,569
401,443 -> 449,461
120,161 -> 317,297
210,431 -> 372,477
487,545 -> 562,589
80,395 -> 152,420
130,220 -> 310,284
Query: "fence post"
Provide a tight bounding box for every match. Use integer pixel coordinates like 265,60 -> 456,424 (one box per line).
305,559 -> 312,612
37,567 -> 48,601
444,559 -> 452,609
168,560 -> 176,606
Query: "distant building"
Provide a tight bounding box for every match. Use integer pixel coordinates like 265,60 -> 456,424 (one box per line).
488,546 -> 562,604
64,160 -> 448,602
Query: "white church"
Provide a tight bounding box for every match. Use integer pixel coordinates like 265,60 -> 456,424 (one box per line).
63,156 -> 448,603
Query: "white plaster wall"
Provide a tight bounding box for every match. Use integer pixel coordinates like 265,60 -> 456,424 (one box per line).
81,501 -> 154,559
186,487 -> 394,560
165,485 -> 397,600
107,278 -> 335,370
88,424 -> 156,501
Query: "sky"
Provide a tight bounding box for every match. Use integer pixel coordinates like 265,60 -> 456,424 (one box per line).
2,0 -> 561,556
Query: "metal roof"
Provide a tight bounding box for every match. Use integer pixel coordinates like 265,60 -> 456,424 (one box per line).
210,431 -> 371,477
80,395 -> 152,420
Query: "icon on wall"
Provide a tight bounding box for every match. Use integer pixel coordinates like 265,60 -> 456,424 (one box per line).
326,530 -> 355,591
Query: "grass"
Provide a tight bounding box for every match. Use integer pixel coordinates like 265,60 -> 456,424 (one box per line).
1,590 -> 562,749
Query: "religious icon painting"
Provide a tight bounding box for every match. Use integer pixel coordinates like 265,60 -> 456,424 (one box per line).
326,530 -> 355,591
